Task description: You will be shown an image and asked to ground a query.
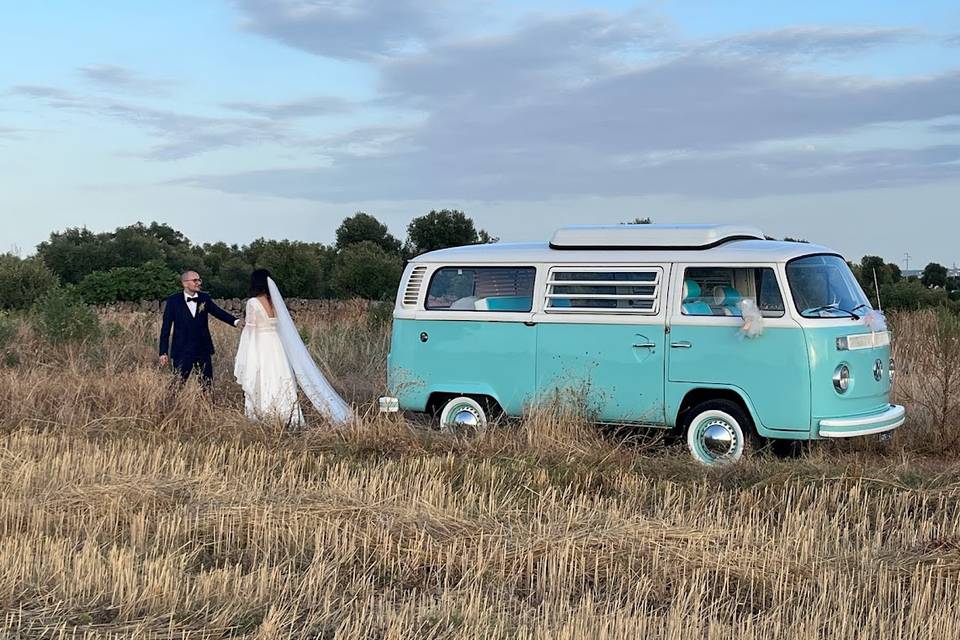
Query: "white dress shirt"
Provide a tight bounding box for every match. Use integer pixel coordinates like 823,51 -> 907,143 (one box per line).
183,291 -> 239,325
184,291 -> 200,317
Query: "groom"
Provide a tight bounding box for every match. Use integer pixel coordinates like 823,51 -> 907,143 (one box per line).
159,270 -> 241,385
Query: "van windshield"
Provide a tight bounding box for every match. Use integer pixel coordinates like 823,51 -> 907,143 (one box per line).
786,255 -> 871,319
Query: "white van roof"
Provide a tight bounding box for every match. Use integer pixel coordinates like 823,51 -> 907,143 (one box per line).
550,223 -> 764,249
411,224 -> 837,264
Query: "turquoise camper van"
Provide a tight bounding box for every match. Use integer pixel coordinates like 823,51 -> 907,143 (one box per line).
382,224 -> 904,464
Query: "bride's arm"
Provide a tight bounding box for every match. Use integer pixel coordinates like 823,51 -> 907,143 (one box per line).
243,298 -> 258,330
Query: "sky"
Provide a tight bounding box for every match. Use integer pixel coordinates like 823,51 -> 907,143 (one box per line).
1,0 -> 959,269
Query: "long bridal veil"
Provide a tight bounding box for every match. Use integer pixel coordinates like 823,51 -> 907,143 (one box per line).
268,277 -> 354,424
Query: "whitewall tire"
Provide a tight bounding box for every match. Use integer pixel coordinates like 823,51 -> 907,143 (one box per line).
684,400 -> 751,465
439,396 -> 487,435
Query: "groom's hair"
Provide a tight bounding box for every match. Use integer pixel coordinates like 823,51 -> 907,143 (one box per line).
180,270 -> 197,282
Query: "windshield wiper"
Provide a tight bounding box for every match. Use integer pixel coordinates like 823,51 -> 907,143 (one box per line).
804,304 -> 861,320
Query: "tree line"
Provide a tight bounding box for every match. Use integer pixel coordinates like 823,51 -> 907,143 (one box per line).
0,210 -> 495,307
0,213 -> 957,314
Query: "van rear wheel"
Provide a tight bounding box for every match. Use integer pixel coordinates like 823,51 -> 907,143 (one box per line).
683,400 -> 752,465
439,396 -> 488,435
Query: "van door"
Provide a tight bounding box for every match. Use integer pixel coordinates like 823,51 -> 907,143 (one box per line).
667,263 -> 810,431
533,265 -> 668,424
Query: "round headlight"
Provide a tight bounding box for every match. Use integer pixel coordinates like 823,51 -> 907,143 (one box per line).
833,364 -> 851,393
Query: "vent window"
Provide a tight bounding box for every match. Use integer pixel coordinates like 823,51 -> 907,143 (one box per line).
545,267 -> 662,314
403,265 -> 427,307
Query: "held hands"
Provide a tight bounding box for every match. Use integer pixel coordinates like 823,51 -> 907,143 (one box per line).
159,354 -> 169,367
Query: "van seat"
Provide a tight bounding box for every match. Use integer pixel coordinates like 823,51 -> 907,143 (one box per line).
478,296 -> 531,311
682,301 -> 713,315
449,296 -> 479,310
713,286 -> 742,317
682,279 -> 712,315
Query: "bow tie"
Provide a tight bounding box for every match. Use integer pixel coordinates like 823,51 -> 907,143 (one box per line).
186,296 -> 199,303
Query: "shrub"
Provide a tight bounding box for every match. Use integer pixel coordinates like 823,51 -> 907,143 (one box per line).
78,261 -> 179,304
32,286 -> 101,345
893,308 -> 960,453
0,311 -> 17,354
0,254 -> 59,310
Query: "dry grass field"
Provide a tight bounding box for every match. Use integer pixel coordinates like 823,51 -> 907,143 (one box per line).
0,305 -> 958,639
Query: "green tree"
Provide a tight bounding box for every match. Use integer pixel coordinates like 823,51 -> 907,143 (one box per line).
880,280 -> 952,311
251,240 -> 333,299
205,256 -> 251,299
405,209 -> 497,257
0,254 -> 59,310
331,241 -> 403,300
37,227 -> 112,284
335,212 -> 402,254
922,262 -> 949,289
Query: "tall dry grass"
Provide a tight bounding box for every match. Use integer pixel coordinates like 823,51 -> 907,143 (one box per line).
0,306 -> 958,638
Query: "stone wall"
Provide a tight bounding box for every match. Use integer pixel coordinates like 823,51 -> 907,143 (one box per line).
102,298 -> 377,315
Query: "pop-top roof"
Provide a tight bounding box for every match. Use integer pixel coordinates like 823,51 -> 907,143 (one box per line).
549,224 -> 766,250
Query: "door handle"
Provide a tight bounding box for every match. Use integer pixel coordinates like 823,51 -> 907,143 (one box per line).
524,321 -> 537,327
632,342 -> 656,348
671,341 -> 692,349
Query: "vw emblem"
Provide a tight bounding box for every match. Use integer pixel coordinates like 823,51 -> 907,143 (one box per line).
874,359 -> 883,382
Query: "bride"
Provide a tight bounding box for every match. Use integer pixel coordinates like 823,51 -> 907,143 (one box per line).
234,269 -> 353,426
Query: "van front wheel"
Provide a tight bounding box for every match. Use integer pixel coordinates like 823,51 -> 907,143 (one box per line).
684,400 -> 751,465
439,397 -> 488,435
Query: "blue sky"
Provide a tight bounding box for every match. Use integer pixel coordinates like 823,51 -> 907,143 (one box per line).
2,0 -> 959,268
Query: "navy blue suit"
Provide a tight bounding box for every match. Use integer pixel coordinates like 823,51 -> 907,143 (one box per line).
159,291 -> 238,383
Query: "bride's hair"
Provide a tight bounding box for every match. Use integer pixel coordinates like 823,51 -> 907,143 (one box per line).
249,269 -> 271,298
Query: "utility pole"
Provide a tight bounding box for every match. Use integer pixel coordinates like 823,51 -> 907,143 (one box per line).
903,252 -> 911,273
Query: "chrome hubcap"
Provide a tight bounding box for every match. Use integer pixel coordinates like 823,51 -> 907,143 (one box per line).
700,420 -> 737,457
443,403 -> 485,433
452,408 -> 480,429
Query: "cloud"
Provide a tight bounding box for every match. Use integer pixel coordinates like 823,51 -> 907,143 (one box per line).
705,26 -> 921,60
10,84 -> 82,108
78,64 -> 174,95
179,142 -> 960,202
179,8 -> 960,202
233,0 -> 443,60
221,96 -> 356,119
11,85 -> 288,159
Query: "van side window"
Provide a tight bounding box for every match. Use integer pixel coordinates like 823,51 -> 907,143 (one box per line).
681,267 -> 785,317
425,267 -> 536,312
545,267 -> 661,314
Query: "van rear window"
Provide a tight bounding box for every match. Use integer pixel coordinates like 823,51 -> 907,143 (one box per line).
425,267 -> 536,312
545,267 -> 662,314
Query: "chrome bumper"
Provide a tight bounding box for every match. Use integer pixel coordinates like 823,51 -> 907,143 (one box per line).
818,404 -> 905,438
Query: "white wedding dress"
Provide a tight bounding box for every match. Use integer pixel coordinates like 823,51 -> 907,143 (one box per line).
234,278 -> 353,426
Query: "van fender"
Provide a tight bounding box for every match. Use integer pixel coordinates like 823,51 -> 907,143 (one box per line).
667,383 -> 810,438
425,383 -> 508,414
